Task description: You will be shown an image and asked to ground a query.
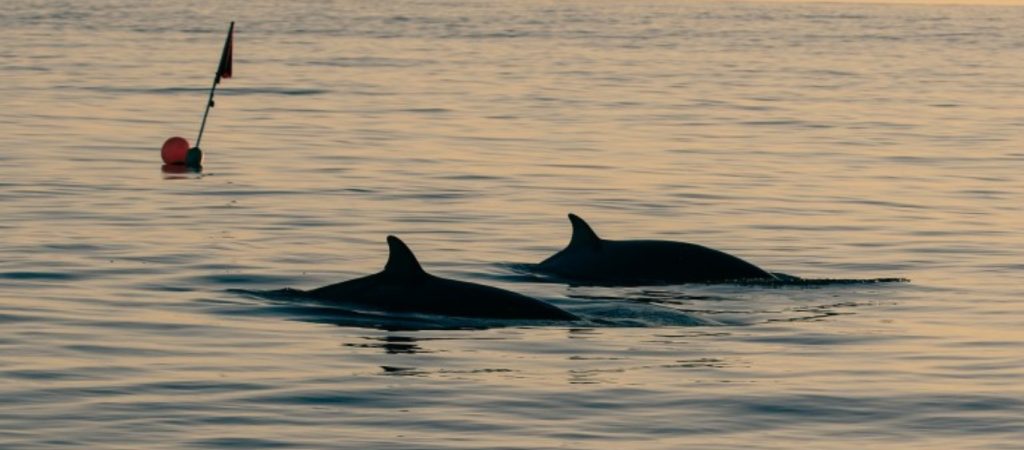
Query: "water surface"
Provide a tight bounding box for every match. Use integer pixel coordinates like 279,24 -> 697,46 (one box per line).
2,1 -> 1023,448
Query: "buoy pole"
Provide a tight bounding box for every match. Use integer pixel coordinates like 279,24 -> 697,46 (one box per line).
194,21 -> 234,150
194,75 -> 220,149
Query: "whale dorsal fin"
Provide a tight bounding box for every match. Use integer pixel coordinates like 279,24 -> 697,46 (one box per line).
384,235 -> 427,277
567,213 -> 602,251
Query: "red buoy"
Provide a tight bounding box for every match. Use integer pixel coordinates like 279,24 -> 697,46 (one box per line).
161,136 -> 191,164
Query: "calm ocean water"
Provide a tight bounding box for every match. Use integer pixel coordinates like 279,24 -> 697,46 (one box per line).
2,0 -> 1023,448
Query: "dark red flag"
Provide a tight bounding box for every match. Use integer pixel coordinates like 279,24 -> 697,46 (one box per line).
216,22 -> 234,83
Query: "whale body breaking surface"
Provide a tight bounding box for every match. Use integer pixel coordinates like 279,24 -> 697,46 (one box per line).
532,213 -> 779,286
287,236 -> 578,321
236,217 -> 906,328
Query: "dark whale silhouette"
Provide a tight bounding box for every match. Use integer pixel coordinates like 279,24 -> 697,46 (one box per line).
300,236 -> 577,321
533,214 -> 777,285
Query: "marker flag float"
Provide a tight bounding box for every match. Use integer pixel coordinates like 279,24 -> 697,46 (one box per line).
161,21 -> 234,167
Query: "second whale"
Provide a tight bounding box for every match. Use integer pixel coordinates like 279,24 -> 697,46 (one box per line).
532,213 -> 778,285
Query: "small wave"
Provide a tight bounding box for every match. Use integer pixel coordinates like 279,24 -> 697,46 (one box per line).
0,271 -> 83,281
399,107 -> 451,114
307,57 -> 427,68
188,438 -> 294,449
742,274 -> 910,287
0,312 -> 39,324
188,274 -> 300,286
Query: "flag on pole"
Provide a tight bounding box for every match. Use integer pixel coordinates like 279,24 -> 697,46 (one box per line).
216,22 -> 234,83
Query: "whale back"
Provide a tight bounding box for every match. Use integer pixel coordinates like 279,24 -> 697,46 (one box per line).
307,235 -> 426,298
308,235 -> 577,320
538,214 -> 776,284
